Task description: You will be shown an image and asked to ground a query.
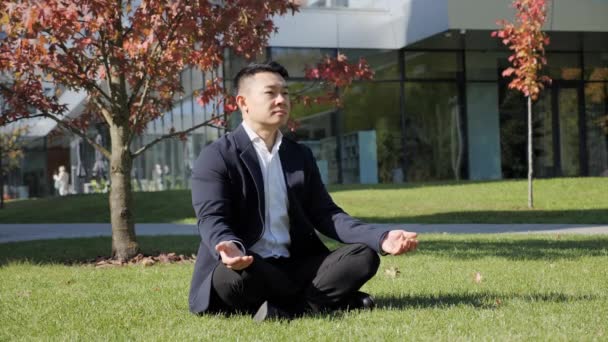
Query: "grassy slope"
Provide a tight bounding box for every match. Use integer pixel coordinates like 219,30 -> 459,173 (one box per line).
1,234 -> 607,340
1,178 -> 607,224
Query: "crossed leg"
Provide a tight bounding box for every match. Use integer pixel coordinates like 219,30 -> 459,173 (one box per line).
210,243 -> 380,315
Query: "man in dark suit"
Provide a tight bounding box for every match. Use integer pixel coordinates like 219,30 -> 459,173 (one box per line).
189,61 -> 418,320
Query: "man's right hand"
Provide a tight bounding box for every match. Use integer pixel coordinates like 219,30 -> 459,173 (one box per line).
215,241 -> 254,270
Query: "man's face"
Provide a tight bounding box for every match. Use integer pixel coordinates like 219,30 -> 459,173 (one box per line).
237,72 -> 290,129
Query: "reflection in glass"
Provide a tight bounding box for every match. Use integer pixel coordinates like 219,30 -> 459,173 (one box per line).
404,82 -> 460,181
533,91 -> 555,177
223,49 -> 268,80
342,82 -> 401,183
466,51 -> 506,81
546,53 -> 581,81
181,68 -> 193,96
584,52 -> 608,81
407,30 -> 462,50
500,87 -> 553,178
339,49 -> 399,80
558,88 -> 580,176
405,52 -> 460,80
287,81 -> 338,183
585,82 -> 608,176
271,48 -> 334,78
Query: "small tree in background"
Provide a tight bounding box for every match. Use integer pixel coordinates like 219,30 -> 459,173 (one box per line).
0,126 -> 27,209
0,1 -> 373,260
493,0 -> 551,208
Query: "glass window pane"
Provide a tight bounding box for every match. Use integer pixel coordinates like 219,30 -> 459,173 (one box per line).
499,86 -> 555,178
585,82 -> 608,175
271,48 -> 334,78
585,52 -> 608,81
557,88 -> 581,176
224,49 -> 268,81
466,51 -> 506,81
405,52 -> 461,80
583,32 -> 608,52
339,49 -> 399,80
546,31 -> 580,52
546,53 -> 581,81
182,68 -> 193,96
465,30 -> 505,50
342,82 -> 401,183
404,82 -> 461,181
192,69 -> 203,92
407,30 -> 462,50
287,81 -> 338,183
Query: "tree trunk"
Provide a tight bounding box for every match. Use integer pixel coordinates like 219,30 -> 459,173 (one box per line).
527,96 -> 534,209
109,123 -> 138,260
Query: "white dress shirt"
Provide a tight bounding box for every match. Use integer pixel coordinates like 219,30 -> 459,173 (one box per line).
241,122 -> 291,258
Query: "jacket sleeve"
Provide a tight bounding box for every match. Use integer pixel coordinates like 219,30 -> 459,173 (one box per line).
302,146 -> 389,253
191,145 -> 244,259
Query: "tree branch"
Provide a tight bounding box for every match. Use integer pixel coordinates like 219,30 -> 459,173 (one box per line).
127,12 -> 185,109
0,113 -> 47,126
51,41 -> 113,103
98,30 -> 114,102
126,77 -> 152,144
90,97 -> 115,126
131,115 -> 220,157
43,113 -> 112,159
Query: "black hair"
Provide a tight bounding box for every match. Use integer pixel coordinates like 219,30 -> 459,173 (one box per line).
233,61 -> 289,94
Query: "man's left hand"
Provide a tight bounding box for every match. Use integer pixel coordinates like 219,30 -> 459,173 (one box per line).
381,230 -> 418,255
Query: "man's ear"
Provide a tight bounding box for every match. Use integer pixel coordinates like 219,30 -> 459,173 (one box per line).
236,94 -> 247,113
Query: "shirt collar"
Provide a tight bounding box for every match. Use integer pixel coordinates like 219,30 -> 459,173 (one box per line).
241,121 -> 283,153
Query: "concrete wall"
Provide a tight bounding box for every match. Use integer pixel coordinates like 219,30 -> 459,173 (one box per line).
269,0 -> 448,49
448,0 -> 608,32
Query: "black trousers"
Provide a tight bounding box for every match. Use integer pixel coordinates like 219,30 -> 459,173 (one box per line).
210,243 -> 380,314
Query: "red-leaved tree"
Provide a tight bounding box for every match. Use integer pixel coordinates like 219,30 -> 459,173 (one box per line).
493,0 -> 551,208
0,0 -> 373,260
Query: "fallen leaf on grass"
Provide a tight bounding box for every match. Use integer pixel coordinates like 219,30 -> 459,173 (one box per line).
16,290 -> 31,298
474,272 -> 483,284
141,258 -> 156,267
385,267 -> 401,278
92,252 -> 195,268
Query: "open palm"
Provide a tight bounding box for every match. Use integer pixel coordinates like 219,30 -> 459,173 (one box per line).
381,230 -> 418,255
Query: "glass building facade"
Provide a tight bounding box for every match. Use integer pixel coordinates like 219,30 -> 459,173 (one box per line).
5,29 -> 608,198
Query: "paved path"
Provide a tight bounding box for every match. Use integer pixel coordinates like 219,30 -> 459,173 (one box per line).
1,223 -> 607,243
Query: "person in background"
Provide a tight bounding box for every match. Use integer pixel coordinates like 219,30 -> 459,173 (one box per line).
53,165 -> 70,196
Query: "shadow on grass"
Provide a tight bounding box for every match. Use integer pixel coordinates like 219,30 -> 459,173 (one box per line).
0,235 -> 200,267
1,235 -> 607,266
418,238 -> 608,260
375,292 -> 596,310
358,209 -> 608,224
198,291 -> 595,320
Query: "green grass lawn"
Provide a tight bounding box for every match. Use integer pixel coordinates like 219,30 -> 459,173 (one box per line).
1,177 -> 607,224
1,234 -> 607,340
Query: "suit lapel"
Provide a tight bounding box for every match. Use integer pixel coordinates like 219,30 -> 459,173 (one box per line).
233,125 -> 265,224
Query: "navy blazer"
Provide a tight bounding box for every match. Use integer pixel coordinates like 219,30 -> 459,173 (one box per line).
188,124 -> 390,314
